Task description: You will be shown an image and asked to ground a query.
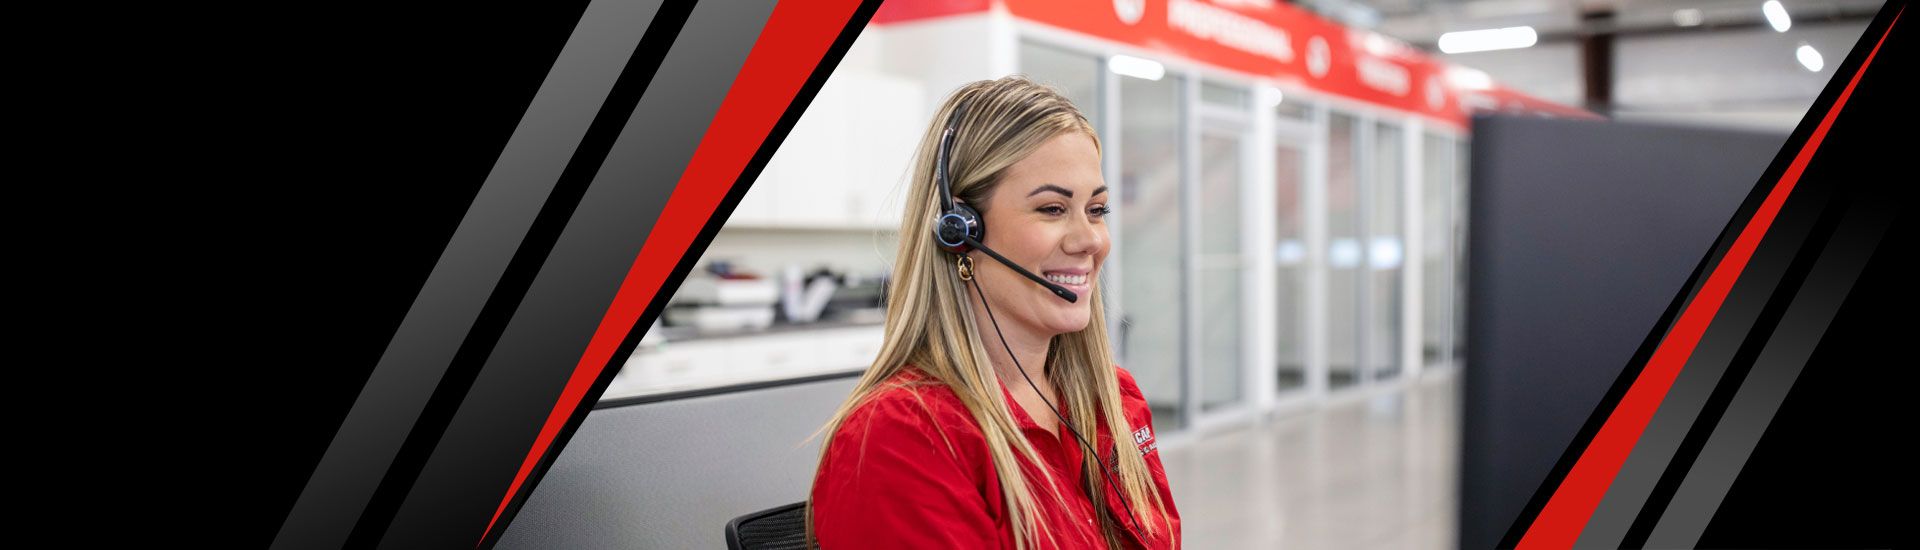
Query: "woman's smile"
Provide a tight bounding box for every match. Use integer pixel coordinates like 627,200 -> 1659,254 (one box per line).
1042,267 -> 1093,296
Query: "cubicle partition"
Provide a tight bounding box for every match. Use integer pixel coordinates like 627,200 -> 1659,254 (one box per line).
498,375 -> 859,549
1459,116 -> 1786,549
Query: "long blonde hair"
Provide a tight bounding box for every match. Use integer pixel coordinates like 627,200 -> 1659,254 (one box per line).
805,76 -> 1176,550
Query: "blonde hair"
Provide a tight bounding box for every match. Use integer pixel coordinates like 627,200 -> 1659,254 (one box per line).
805,76 -> 1176,550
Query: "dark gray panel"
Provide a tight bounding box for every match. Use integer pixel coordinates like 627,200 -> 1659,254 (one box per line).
1458,116 -> 1784,550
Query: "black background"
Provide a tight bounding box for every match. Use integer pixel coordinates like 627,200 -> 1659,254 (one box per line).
45,3 -> 595,546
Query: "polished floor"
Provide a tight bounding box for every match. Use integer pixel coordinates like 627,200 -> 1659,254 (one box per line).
1159,366 -> 1461,549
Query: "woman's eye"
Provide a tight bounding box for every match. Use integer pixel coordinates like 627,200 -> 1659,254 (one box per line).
1090,205 -> 1112,218
1038,205 -> 1067,215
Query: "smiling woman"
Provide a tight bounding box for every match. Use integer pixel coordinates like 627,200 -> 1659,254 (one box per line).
805,76 -> 1181,550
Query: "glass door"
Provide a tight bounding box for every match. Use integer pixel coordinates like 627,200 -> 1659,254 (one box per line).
1196,81 -> 1251,416
1365,122 -> 1406,382
1273,105 -> 1311,397
1420,133 -> 1458,370
1325,111 -> 1363,391
1118,69 -> 1188,430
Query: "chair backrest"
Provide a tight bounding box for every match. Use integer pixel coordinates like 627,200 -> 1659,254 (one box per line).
725,501 -> 810,550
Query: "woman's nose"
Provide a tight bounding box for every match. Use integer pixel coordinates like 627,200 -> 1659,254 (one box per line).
1064,211 -> 1107,255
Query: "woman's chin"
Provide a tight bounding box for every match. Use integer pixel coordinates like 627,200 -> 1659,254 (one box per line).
1040,308 -> 1093,336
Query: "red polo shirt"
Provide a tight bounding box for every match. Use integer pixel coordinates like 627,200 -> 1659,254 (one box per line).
811,364 -> 1181,549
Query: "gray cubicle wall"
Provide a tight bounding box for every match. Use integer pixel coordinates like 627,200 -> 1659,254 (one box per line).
498,374 -> 861,549
1459,116 -> 1786,549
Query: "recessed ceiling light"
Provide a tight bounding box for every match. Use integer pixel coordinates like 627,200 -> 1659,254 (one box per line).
1108,55 -> 1165,81
1796,44 -> 1824,72
1763,0 -> 1792,32
1437,26 -> 1538,54
1263,86 -> 1285,108
1673,8 -> 1704,27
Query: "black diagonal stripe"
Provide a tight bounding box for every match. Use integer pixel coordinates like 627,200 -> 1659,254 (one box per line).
372,0 -> 779,547
269,1 -> 668,549
339,0 -> 702,545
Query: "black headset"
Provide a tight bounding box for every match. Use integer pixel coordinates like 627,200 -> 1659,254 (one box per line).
933,94 -> 1146,541
933,96 -> 1079,304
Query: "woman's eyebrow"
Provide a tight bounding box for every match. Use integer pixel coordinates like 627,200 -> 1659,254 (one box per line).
1026,184 -> 1108,198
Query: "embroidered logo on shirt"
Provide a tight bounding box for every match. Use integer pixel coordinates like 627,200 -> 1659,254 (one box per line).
1131,425 -> 1157,456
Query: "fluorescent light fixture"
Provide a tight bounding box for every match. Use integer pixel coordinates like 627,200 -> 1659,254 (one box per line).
1673,8 -> 1704,27
1797,44 -> 1824,71
1263,86 -> 1285,108
1437,26 -> 1538,54
1763,0 -> 1791,32
1108,55 -> 1165,81
1446,66 -> 1494,90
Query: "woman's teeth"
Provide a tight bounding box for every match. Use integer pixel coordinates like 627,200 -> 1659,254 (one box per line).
1045,273 -> 1087,285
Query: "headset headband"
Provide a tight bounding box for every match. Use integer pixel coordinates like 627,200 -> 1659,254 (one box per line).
935,97 -> 971,214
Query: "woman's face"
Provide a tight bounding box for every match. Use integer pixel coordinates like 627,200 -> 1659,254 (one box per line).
964,131 -> 1110,337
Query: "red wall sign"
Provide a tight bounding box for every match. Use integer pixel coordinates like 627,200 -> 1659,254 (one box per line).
875,0 -> 1596,127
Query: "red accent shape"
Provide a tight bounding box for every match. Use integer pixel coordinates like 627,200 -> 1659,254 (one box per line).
475,0 -> 868,546
872,0 -> 989,24
1515,8 -> 1904,549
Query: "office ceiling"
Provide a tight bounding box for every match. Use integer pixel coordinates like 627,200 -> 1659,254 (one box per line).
1305,0 -> 1885,46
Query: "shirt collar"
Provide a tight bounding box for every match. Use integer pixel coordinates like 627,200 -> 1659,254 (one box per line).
996,376 -> 1064,433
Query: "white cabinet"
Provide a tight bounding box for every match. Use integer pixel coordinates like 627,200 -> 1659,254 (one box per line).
607,324 -> 884,399
728,71 -> 925,230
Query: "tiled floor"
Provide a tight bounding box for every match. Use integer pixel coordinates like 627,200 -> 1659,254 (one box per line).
1159,366 -> 1461,549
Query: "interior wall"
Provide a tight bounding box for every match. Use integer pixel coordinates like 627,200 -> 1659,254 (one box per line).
497,376 -> 860,549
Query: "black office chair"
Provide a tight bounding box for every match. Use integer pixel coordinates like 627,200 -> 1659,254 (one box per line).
725,501 -> 810,550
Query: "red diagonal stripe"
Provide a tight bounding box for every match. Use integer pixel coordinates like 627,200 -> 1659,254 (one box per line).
1516,8 -> 1903,549
477,0 -> 867,545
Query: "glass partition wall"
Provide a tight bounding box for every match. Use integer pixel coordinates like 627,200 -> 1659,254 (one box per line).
1018,37 -> 1466,436
1326,112 -> 1362,390
1197,80 -> 1251,417
1116,69 -> 1187,429
1273,106 -> 1311,398
1366,122 -> 1406,383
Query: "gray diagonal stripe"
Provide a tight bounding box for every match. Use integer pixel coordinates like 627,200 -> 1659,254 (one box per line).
1643,197 -> 1894,548
377,0 -> 781,547
269,1 -> 665,548
1573,183 -> 1838,550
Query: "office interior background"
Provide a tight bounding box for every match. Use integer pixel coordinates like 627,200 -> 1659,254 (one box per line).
501,1 -> 1884,548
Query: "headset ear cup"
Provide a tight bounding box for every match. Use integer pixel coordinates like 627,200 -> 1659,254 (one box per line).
954,202 -> 985,246
933,200 -> 983,255
934,204 -> 984,255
